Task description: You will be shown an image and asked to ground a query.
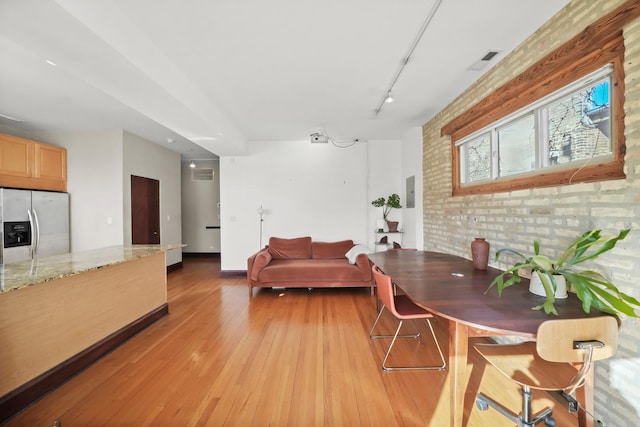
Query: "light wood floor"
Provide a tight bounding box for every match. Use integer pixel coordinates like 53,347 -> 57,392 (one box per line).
5,256 -> 579,426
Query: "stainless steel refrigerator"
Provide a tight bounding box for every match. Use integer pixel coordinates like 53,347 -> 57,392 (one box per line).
0,188 -> 70,264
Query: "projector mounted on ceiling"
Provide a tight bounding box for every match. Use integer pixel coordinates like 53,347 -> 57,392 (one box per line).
310,133 -> 329,143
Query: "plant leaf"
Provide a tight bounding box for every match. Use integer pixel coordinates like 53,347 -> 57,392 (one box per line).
531,255 -> 553,271
557,229 -> 599,266
563,269 -> 640,317
494,248 -> 528,262
532,300 -> 559,315
589,285 -> 639,317
564,229 -> 630,267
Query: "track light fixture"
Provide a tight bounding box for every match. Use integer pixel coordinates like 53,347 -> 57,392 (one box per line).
374,0 -> 443,116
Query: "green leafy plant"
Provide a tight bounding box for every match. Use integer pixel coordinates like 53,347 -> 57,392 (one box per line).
371,193 -> 402,220
488,229 -> 640,316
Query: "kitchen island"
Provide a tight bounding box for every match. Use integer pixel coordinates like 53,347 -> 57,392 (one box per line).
0,244 -> 182,422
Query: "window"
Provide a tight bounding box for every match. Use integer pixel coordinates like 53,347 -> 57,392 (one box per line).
457,66 -> 614,186
441,17 -> 628,197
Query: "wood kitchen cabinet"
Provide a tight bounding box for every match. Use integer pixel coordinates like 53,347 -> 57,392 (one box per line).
0,133 -> 67,192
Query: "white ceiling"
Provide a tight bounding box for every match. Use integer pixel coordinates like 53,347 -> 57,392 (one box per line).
0,0 -> 571,160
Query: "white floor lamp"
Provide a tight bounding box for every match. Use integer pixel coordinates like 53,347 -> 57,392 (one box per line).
257,205 -> 265,249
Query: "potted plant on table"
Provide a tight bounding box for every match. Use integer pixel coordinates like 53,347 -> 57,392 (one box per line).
371,193 -> 402,232
488,229 -> 640,316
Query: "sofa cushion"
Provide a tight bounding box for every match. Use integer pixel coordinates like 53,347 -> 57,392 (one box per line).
268,236 -> 312,259
312,240 -> 354,259
258,259 -> 366,282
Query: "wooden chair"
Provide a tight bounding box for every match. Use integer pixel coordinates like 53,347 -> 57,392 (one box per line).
369,265 -> 446,371
474,316 -> 619,427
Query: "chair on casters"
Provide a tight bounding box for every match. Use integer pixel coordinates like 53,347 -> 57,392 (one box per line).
474,316 -> 619,427
369,265 -> 446,371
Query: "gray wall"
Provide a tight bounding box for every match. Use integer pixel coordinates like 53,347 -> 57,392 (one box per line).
181,159 -> 220,253
123,131 -> 183,266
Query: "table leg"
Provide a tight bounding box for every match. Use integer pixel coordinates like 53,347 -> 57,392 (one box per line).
576,365 -> 595,427
449,320 -> 469,427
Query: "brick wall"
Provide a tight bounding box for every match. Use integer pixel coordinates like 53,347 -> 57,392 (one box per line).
421,0 -> 640,425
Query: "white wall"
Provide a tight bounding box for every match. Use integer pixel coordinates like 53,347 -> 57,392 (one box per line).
366,140 -> 403,249
400,127 -> 424,250
31,130 -> 125,252
16,128 -> 414,272
181,159 -> 220,252
122,131 -> 183,266
220,139 -> 379,271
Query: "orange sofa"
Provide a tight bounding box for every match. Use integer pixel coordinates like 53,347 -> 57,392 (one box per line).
247,236 -> 374,296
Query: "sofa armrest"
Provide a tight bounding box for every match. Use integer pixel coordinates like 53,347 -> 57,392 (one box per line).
248,249 -> 272,281
355,253 -> 373,281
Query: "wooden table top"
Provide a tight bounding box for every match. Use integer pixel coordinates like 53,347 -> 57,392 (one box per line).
369,250 -> 601,337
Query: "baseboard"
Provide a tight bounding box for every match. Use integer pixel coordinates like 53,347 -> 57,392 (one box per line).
182,252 -> 220,258
220,270 -> 247,278
166,261 -> 183,273
0,303 -> 169,424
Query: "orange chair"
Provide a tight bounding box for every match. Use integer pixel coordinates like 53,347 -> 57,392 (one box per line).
474,316 -> 618,426
369,265 -> 446,371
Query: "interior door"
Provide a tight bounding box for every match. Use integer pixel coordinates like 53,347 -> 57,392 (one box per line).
131,175 -> 160,244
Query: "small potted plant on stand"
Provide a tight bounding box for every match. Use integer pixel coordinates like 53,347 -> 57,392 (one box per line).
488,229 -> 640,317
371,193 -> 402,232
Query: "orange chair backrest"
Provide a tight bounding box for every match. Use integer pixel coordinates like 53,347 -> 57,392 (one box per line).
372,265 -> 395,313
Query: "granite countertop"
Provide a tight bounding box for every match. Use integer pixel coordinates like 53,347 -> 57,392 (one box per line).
0,244 -> 184,293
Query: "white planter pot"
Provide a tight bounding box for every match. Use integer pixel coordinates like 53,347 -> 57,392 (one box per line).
376,220 -> 386,232
529,272 -> 568,299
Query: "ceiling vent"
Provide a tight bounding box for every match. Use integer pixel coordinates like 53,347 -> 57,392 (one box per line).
467,50 -> 501,71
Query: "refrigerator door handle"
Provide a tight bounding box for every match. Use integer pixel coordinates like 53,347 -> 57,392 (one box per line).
32,208 -> 40,256
27,208 -> 35,258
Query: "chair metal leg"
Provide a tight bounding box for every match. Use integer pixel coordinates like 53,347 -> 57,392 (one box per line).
476,392 -> 520,423
380,318 -> 446,371
476,387 -> 554,427
424,318 -> 447,370
369,305 -> 420,339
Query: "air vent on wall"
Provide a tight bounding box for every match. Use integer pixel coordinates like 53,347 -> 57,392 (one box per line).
191,168 -> 214,182
467,50 -> 501,71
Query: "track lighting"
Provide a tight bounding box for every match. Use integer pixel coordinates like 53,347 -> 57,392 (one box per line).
374,0 -> 443,116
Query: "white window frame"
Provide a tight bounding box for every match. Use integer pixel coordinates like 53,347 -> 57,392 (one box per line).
456,64 -> 614,186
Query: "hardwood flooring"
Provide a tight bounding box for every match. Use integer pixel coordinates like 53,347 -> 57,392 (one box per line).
4,256 -> 579,426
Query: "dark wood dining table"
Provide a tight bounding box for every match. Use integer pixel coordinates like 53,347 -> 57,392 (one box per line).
369,250 -> 602,427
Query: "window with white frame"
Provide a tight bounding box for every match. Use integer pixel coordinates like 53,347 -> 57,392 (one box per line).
457,65 -> 613,186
